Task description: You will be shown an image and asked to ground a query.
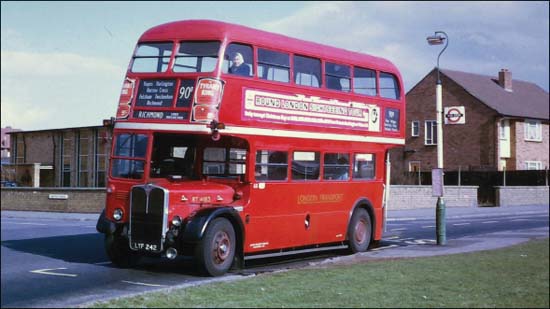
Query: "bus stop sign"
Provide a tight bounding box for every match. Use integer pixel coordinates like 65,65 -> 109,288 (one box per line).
444,106 -> 465,124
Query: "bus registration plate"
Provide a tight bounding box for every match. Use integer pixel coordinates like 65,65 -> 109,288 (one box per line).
131,241 -> 160,252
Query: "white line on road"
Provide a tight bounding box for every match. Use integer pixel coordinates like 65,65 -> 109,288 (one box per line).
30,268 -> 78,277
422,225 -> 435,228
453,223 -> 471,226
370,244 -> 399,251
387,217 -> 417,222
510,219 -> 528,222
390,228 -> 407,231
482,221 -> 499,224
122,280 -> 167,287
4,222 -> 48,226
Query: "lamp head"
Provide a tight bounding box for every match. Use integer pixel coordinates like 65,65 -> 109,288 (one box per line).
427,35 -> 446,45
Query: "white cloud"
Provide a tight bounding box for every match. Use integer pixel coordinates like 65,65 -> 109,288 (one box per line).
1,50 -> 125,130
1,50 -> 121,78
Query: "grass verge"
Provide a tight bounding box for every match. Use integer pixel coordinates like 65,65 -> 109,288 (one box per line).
93,238 -> 549,308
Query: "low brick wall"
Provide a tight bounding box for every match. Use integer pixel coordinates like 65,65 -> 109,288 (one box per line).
388,185 -> 479,209
495,186 -> 549,207
1,188 -> 105,213
2,185 -> 479,213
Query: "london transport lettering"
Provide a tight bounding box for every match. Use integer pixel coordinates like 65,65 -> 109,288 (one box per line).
243,88 -> 381,131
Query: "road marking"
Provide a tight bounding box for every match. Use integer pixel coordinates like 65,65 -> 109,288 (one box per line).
386,235 -> 400,240
452,223 -> 470,226
390,228 -> 407,231
482,221 -> 499,224
94,261 -> 112,265
5,222 -> 48,226
122,280 -> 167,287
30,268 -> 77,277
510,219 -> 528,222
422,225 -> 435,228
387,217 -> 417,222
370,244 -> 399,251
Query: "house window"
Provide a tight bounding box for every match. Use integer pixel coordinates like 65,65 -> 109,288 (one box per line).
525,161 -> 543,170
411,121 -> 419,137
524,120 -> 542,141
425,120 -> 437,145
61,132 -> 74,187
78,130 -> 93,187
15,136 -> 25,164
408,161 -> 421,172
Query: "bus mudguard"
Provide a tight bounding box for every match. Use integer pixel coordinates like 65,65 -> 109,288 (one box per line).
181,206 -> 245,245
96,208 -> 117,235
348,198 -> 376,235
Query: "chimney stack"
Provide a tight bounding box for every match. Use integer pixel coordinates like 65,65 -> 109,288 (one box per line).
498,69 -> 512,92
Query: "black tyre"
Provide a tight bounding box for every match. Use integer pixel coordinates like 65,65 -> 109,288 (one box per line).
347,208 -> 372,253
195,218 -> 236,276
105,234 -> 139,268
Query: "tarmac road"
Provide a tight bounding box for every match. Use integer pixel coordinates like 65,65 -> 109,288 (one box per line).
1,204 -> 548,308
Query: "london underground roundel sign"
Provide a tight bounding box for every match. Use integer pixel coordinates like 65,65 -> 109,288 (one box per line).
444,106 -> 465,124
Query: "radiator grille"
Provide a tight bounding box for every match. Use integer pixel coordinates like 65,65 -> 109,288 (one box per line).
129,185 -> 168,252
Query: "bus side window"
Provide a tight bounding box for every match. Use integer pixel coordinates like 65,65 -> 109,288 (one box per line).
324,153 -> 350,180
325,62 -> 350,92
380,72 -> 401,100
255,150 -> 288,181
222,43 -> 253,77
294,55 -> 321,88
353,153 -> 376,180
257,48 -> 290,83
353,67 -> 377,96
292,151 -> 320,181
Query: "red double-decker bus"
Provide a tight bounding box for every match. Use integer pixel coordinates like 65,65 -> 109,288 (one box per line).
96,20 -> 405,276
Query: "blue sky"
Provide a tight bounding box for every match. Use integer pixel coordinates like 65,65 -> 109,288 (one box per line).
2,1 -> 549,131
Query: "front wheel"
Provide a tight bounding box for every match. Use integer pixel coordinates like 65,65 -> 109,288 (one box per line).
347,208 -> 372,253
195,218 -> 236,276
105,234 -> 140,268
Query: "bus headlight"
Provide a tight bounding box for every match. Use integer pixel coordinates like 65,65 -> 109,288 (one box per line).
171,216 -> 182,227
113,208 -> 124,221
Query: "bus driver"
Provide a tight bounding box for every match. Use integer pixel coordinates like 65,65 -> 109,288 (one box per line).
229,52 -> 250,76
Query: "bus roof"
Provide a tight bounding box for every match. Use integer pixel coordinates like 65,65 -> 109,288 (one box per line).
139,19 -> 400,75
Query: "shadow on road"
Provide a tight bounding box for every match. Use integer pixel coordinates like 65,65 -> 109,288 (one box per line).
2,233 -> 106,264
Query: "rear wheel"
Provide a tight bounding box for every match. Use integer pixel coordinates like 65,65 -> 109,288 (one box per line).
195,218 -> 236,276
105,234 -> 139,268
347,208 -> 372,253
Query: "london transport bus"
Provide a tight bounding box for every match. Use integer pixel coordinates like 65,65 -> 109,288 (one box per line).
96,20 -> 405,276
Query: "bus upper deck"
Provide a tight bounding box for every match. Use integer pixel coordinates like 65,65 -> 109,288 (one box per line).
115,20 -> 405,146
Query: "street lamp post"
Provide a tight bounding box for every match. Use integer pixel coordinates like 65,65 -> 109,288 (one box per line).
427,31 -> 448,245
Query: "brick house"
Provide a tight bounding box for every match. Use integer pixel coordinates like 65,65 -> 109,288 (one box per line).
7,124 -> 112,187
393,68 -> 549,173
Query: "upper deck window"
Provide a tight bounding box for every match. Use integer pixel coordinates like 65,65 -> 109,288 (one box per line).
379,72 -> 401,100
258,49 -> 290,83
173,41 -> 220,73
131,43 -> 173,73
325,62 -> 350,92
353,67 -> 377,96
222,43 -> 253,77
294,55 -> 321,88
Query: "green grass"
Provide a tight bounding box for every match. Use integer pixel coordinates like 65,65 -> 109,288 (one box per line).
93,238 -> 549,308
